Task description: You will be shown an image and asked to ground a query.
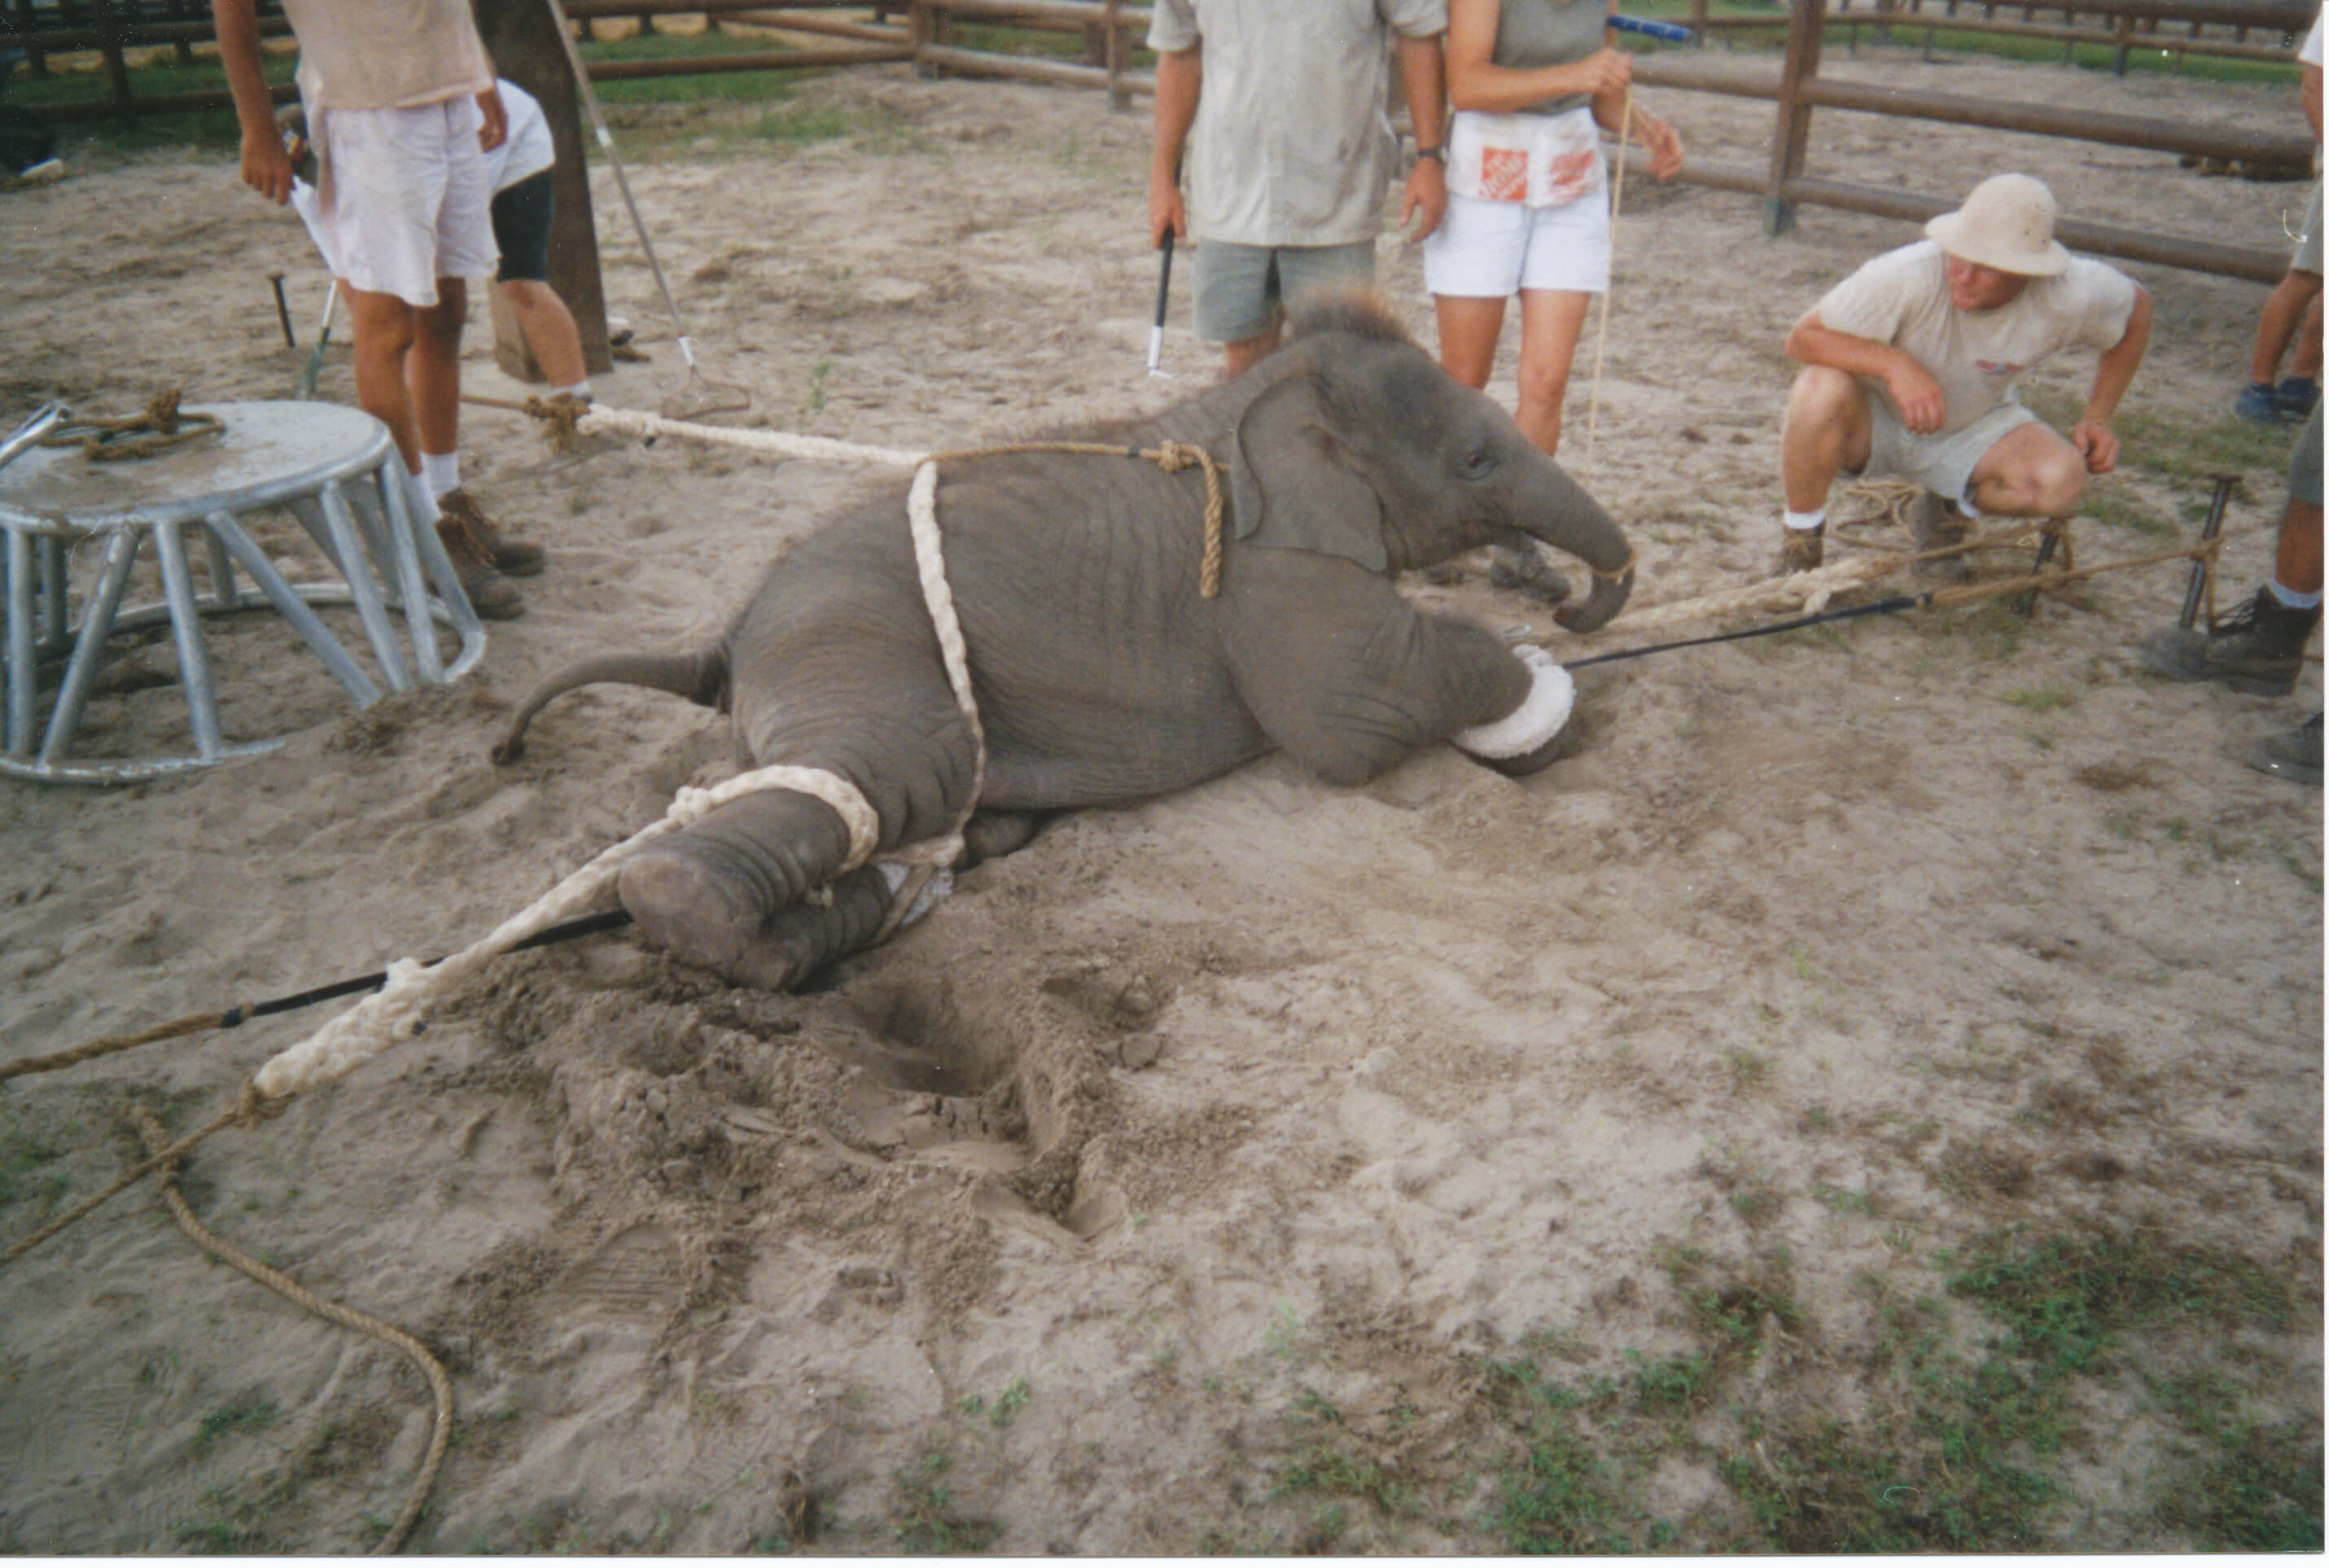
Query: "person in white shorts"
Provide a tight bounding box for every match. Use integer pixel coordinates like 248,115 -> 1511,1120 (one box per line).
1425,0 -> 1682,460
212,0 -> 535,620
1774,172 -> 2153,581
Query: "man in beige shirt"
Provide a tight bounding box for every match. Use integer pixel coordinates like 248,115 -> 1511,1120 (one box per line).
1147,0 -> 1450,378
212,0 -> 537,618
1774,173 -> 2152,580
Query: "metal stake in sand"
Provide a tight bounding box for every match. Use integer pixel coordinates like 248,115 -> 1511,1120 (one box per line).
298,278 -> 337,401
540,0 -> 750,418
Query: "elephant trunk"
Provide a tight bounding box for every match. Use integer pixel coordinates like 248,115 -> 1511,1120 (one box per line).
1516,469 -> 1635,634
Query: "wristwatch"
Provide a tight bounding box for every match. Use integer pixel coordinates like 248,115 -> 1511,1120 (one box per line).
1415,144 -> 1446,164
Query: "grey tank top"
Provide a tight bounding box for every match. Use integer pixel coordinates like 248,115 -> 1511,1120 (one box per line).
1494,0 -> 1609,118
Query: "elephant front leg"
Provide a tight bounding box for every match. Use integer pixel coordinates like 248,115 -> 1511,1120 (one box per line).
618,789 -> 861,988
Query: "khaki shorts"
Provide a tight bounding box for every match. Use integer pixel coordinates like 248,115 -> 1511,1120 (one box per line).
1189,239 -> 1375,344
316,94 -> 497,308
2296,181 -> 2322,277
1858,394 -> 2040,510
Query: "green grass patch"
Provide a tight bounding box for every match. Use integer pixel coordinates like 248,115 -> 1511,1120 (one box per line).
891,1452 -> 1000,1555
192,1399 -> 278,1449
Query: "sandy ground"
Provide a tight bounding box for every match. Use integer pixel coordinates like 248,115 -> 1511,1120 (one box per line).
0,46 -> 2320,1554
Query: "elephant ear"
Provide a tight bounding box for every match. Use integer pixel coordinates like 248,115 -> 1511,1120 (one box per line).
1228,373 -> 1388,573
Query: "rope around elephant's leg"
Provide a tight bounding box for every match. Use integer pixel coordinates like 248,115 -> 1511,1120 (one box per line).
128,1106 -> 453,1557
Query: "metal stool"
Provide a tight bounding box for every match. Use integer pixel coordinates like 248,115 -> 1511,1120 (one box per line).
1,399 -> 486,785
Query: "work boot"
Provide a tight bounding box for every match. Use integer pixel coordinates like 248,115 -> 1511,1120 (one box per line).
2138,587 -> 2320,696
1777,522 -> 1823,574
1906,489 -> 1972,583
436,517 -> 526,621
2274,376 -> 2321,419
437,487 -> 545,577
2234,381 -> 2287,424
2244,712 -> 2323,785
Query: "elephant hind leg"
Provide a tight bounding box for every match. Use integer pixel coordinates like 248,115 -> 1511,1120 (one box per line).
616,789 -> 858,988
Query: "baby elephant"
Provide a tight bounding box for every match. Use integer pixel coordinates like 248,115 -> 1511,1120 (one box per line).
497,294 -> 1635,990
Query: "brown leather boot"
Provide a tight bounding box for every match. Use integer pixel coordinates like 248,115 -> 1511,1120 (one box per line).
437,487 -> 545,577
435,515 -> 525,620
1778,521 -> 1823,573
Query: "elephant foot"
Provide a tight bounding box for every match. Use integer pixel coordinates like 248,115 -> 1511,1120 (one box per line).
619,848 -> 923,992
618,844 -> 771,981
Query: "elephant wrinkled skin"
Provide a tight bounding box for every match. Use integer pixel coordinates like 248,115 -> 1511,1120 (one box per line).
497,294 -> 1635,991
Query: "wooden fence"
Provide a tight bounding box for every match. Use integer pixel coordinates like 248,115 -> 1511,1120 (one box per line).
7,0 -> 2313,279
1683,0 -> 2314,70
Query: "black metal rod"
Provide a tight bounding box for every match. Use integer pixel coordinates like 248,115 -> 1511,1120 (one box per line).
2179,474 -> 2241,629
1565,593 -> 1930,668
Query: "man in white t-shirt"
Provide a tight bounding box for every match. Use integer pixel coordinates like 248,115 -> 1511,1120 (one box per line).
1772,173 -> 2153,580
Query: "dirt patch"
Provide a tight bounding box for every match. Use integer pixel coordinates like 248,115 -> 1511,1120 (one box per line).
0,50 -> 2318,1553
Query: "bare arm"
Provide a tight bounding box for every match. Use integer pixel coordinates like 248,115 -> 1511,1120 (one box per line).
2071,284 -> 2152,474
1395,32 -> 1448,239
1149,46 -> 1200,248
476,80 -> 508,151
211,0 -> 291,204
1786,308 -> 1948,433
2304,60 -> 2322,139
1443,0 -> 1630,113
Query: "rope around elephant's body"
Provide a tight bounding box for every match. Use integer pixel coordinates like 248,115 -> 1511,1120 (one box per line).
568,406 -> 1231,598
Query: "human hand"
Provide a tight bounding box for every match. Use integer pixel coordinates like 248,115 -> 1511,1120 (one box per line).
2070,418 -> 2119,474
1400,158 -> 1447,242
1570,47 -> 1634,100
476,83 -> 508,151
1885,358 -> 1947,434
239,126 -> 293,205
1635,112 -> 1683,179
1148,176 -> 1186,250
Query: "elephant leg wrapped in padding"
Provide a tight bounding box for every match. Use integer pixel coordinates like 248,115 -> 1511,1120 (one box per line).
617,789 -> 858,982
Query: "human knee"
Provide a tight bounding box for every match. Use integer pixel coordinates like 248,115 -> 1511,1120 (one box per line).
1783,366 -> 1859,433
1514,353 -> 1572,414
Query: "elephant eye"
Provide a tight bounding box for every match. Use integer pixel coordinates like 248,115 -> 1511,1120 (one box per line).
1456,446 -> 1499,482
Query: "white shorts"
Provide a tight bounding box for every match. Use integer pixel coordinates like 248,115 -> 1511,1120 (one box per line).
1422,187 -> 1612,298
314,95 -> 497,308
1862,394 -> 2040,509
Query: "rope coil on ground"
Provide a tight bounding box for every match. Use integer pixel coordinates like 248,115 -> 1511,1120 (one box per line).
128,1106 -> 452,1557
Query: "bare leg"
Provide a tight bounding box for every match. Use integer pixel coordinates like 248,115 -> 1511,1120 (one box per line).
1963,422 -> 2089,519
2248,268 -> 2323,384
345,283 -> 424,471
409,276 -> 466,461
499,278 -> 589,388
2278,498 -> 2325,595
1510,287 -> 1593,458
1778,366 -> 1874,515
1221,323 -> 1281,379
2292,290 -> 2324,382
1434,292 -> 1508,395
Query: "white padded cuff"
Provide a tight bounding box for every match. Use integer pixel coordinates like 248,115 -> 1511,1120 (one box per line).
1453,644 -> 1574,760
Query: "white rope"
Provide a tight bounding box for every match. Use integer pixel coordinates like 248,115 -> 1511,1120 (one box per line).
574,405 -> 926,469
255,452 -> 992,1102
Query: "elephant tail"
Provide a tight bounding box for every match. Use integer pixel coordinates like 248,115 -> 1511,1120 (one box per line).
491,646 -> 730,764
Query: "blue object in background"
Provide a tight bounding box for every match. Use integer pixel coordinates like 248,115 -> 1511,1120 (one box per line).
1611,14 -> 1692,42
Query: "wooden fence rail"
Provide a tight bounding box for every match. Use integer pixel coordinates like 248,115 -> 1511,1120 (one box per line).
7,0 -> 2309,280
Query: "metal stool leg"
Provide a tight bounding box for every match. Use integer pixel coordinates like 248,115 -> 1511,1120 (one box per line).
201,509 -> 382,706
317,476 -> 412,692
202,521 -> 240,611
38,528 -> 141,769
4,525 -> 31,757
151,519 -> 226,761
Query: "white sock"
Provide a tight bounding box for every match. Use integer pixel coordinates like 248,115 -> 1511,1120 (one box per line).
404,467 -> 441,526
1783,508 -> 1826,532
420,451 -> 460,500
552,379 -> 593,400
2268,581 -> 2323,611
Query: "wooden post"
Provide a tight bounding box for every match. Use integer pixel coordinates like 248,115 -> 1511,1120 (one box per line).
1104,0 -> 1127,111
91,0 -> 134,127
473,0 -> 615,381
1766,0 -> 1825,236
